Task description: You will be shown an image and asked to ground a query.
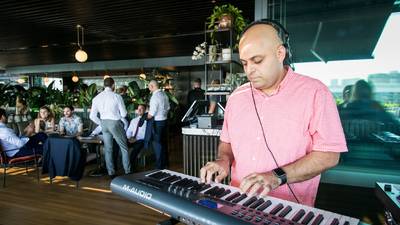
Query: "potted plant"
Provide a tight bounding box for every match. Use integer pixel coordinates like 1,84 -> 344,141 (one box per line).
207,4 -> 247,48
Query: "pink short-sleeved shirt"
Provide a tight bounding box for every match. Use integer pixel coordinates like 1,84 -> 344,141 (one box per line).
220,68 -> 347,206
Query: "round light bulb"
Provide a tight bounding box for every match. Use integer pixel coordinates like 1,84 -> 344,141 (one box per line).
75,49 -> 88,62
72,75 -> 79,82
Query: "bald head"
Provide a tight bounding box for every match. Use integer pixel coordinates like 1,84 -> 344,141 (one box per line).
148,80 -> 159,93
238,23 -> 288,95
240,24 -> 283,53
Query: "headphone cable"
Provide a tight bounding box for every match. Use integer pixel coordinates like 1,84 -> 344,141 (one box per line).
250,83 -> 300,204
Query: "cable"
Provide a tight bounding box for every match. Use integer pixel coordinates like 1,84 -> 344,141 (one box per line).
250,82 -> 300,204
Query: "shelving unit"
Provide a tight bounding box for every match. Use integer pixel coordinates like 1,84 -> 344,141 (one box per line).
203,22 -> 241,96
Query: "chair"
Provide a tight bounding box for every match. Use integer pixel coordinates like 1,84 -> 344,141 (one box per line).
0,140 -> 41,187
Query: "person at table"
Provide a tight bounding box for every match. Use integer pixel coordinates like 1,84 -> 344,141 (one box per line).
200,19 -> 347,206
126,104 -> 147,167
0,108 -> 47,157
90,77 -> 131,178
34,106 -> 55,134
58,105 -> 83,137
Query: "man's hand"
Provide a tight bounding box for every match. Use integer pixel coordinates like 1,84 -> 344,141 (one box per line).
240,171 -> 281,197
200,159 -> 229,184
128,137 -> 136,144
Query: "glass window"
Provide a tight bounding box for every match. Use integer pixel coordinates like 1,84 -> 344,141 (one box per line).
294,13 -> 400,186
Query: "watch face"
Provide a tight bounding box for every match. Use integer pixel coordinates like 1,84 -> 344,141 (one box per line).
274,168 -> 286,177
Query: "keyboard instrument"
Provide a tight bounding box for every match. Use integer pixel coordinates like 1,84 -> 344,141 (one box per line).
111,169 -> 360,225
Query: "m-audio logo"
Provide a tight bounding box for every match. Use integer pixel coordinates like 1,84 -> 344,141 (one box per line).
123,184 -> 152,200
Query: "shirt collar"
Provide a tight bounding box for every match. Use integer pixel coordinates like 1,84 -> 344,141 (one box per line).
253,66 -> 295,97
104,87 -> 112,92
153,89 -> 161,94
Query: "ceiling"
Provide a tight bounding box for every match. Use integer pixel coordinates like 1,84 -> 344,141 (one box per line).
0,0 -> 396,71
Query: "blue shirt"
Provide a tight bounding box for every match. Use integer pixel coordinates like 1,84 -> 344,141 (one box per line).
0,122 -> 29,157
59,115 -> 83,136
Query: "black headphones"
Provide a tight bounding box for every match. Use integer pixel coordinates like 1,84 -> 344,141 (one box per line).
241,19 -> 293,67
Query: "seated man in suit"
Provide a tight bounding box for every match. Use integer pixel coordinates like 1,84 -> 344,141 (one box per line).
0,108 -> 47,157
126,104 -> 147,167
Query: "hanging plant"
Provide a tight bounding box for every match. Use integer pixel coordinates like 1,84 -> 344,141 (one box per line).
207,4 -> 247,48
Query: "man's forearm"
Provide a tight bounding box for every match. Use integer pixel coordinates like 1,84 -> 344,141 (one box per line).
282,151 -> 340,184
217,141 -> 234,164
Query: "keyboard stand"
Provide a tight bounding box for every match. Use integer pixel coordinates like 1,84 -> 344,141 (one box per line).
156,217 -> 179,225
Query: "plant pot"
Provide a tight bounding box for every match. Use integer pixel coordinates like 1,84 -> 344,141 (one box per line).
218,14 -> 232,28
222,48 -> 231,61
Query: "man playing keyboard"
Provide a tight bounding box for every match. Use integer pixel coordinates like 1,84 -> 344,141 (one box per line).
200,19 -> 347,207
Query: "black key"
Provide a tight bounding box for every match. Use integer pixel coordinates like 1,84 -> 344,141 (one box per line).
200,184 -> 212,192
329,218 -> 339,225
173,178 -> 188,186
257,200 -> 272,211
232,193 -> 247,203
343,222 -> 350,225
204,186 -> 219,195
214,187 -> 226,197
270,203 -> 284,215
311,214 -> 324,225
249,198 -> 265,209
292,209 -> 306,222
217,189 -> 231,198
278,206 -> 292,218
225,192 -> 241,201
301,212 -> 315,225
163,175 -> 180,184
191,182 -> 204,191
148,171 -> 170,180
243,196 -> 258,207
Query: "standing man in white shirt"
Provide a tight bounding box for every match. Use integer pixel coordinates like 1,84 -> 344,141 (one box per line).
147,80 -> 170,169
126,104 -> 147,167
90,78 -> 130,178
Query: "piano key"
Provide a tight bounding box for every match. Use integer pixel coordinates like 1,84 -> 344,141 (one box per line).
292,209 -> 306,222
256,200 -> 272,211
204,186 -> 219,195
231,193 -> 248,203
301,211 -> 315,224
214,187 -> 226,197
199,184 -> 211,192
310,214 -> 324,225
249,198 -> 265,209
269,203 -> 284,215
242,196 -> 258,207
147,171 -> 168,180
217,189 -> 231,198
329,218 -> 339,225
225,192 -> 241,202
162,175 -> 180,184
278,205 -> 292,218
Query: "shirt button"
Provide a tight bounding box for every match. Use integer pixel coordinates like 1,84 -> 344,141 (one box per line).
256,137 -> 261,141
252,157 -> 256,161
260,116 -> 264,121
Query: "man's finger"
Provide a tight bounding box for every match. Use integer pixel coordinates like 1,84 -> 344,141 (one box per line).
215,169 -> 227,183
259,185 -> 272,198
247,182 -> 262,196
240,173 -> 258,192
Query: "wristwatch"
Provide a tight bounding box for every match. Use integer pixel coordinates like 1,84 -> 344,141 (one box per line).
272,167 -> 287,186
